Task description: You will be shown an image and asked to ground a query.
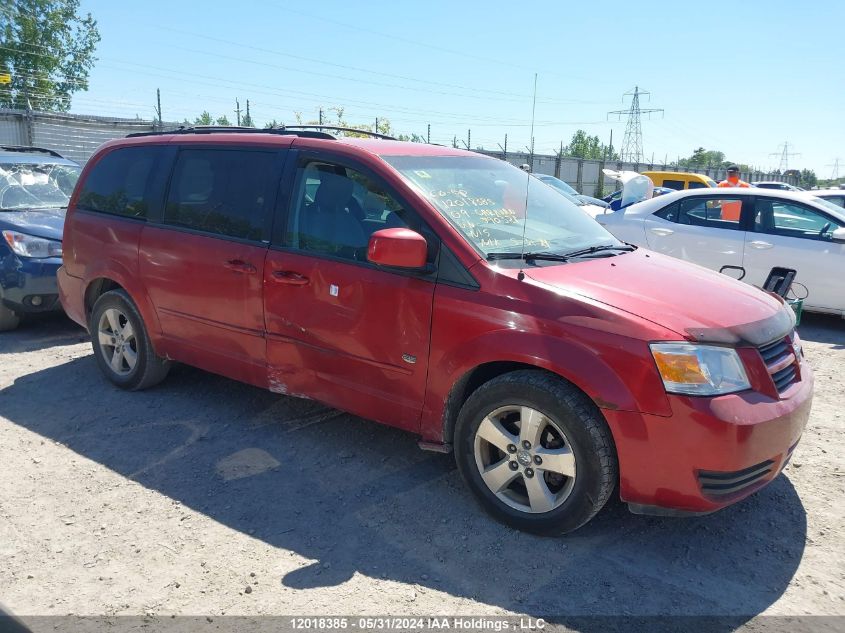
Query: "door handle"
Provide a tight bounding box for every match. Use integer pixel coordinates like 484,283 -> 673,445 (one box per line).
649,227 -> 674,236
749,240 -> 774,250
271,270 -> 310,286
224,259 -> 257,274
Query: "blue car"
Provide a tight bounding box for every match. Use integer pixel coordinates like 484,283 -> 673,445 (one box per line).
0,146 -> 81,331
603,186 -> 675,211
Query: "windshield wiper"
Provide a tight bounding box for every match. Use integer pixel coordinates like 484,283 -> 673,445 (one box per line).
487,251 -> 570,262
561,244 -> 636,258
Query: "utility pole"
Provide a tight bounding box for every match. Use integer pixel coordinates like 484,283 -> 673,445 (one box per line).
498,134 -> 508,158
155,88 -> 162,126
607,86 -> 664,163
235,99 -> 242,126
770,141 -> 799,172
245,99 -> 251,127
606,129 -> 613,161
452,135 -> 457,149
427,124 -> 430,144
827,158 -> 840,181
375,117 -> 379,134
463,129 -> 470,150
319,108 -> 323,125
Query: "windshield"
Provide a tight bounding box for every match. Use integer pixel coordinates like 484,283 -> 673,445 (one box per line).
536,174 -> 578,196
0,162 -> 81,210
384,155 -> 621,257
534,177 -> 584,206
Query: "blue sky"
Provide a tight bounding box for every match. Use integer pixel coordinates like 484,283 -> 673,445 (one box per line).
75,0 -> 844,175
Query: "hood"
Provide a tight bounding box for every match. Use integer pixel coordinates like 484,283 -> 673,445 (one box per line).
0,208 -> 66,241
525,249 -> 794,346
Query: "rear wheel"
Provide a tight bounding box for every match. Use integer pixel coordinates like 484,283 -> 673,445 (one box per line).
454,370 -> 617,535
0,302 -> 21,332
90,290 -> 170,390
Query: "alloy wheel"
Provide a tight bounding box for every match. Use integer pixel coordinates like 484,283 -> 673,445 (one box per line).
97,308 -> 138,376
473,405 -> 577,513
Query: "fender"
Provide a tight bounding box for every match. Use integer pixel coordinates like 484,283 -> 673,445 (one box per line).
82,260 -> 164,352
420,327 -> 672,443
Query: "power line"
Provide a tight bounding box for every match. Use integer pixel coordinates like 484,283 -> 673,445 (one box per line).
607,86 -> 664,163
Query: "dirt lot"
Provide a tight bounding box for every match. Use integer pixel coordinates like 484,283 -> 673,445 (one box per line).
0,311 -> 843,626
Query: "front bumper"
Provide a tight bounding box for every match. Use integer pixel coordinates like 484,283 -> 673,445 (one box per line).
0,254 -> 62,314
603,362 -> 813,514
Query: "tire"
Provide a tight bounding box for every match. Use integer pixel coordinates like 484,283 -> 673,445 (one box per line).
89,289 -> 170,390
0,302 -> 21,332
454,369 -> 617,535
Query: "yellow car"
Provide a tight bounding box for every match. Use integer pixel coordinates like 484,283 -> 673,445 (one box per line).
642,171 -> 717,190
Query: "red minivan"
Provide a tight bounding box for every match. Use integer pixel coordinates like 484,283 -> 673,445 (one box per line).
58,128 -> 813,534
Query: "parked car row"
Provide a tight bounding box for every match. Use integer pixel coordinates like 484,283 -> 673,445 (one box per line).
2,134 -> 816,536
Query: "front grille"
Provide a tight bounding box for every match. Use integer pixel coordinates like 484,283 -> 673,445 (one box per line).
758,334 -> 798,394
697,459 -> 775,497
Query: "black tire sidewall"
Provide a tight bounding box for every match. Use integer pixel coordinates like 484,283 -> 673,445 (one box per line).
455,374 -> 613,535
89,291 -> 150,389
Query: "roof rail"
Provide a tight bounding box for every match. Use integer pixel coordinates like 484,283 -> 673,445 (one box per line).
125,125 -> 335,140
0,145 -> 65,159
281,125 -> 396,140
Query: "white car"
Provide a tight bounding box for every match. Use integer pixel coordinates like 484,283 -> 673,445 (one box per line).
807,189 -> 845,209
598,187 -> 845,316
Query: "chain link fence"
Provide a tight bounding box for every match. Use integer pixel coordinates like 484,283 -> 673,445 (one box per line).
0,108 -> 798,196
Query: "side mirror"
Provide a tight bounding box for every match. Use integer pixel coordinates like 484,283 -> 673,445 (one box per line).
367,228 -> 428,269
830,227 -> 845,243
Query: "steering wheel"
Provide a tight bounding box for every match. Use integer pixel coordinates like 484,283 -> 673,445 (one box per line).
819,221 -> 831,237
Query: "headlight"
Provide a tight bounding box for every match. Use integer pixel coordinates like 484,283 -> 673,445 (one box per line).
2,230 -> 63,258
650,343 -> 750,396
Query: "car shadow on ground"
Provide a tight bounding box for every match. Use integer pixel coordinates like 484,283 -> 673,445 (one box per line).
0,354 -> 807,627
797,313 -> 845,348
0,312 -> 86,354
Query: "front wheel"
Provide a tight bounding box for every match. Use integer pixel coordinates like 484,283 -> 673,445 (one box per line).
454,370 -> 617,535
90,290 -> 170,390
0,302 -> 21,332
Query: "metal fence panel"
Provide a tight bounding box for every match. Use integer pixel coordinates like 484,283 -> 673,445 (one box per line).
2,109 -> 801,188
0,111 -> 27,146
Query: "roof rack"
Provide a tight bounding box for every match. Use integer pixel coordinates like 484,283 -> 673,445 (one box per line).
126,125 -> 335,140
0,145 -> 65,159
126,125 -> 397,141
280,125 -> 397,141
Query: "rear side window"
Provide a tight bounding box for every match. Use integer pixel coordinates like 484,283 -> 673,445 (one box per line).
677,197 -> 744,228
164,149 -> 276,241
661,179 -> 684,190
76,146 -> 162,219
687,181 -> 708,189
654,202 -> 679,222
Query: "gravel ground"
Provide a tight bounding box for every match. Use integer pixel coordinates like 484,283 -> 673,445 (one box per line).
0,311 -> 843,626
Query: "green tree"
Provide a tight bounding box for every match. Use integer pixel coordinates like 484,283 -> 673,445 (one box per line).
797,169 -> 816,189
295,106 -> 401,138
679,147 -> 727,168
194,111 -> 213,125
0,0 -> 100,111
215,114 -> 230,126
565,129 -> 616,160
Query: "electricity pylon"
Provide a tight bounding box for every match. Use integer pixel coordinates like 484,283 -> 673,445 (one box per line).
770,142 -> 800,172
607,86 -> 664,164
